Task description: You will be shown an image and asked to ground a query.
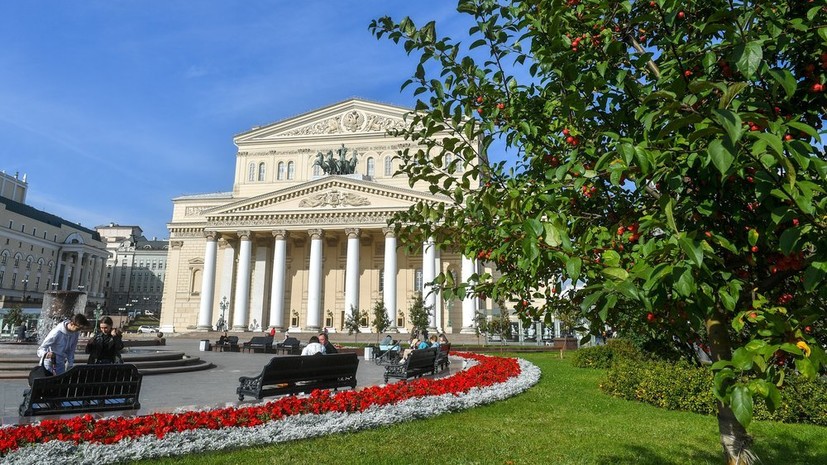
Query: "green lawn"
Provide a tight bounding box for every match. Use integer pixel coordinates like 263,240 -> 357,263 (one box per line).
139,353 -> 827,465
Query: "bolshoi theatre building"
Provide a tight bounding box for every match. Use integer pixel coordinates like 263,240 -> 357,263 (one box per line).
159,99 -> 492,335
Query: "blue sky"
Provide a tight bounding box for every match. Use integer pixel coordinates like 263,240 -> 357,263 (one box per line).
0,1 -> 475,239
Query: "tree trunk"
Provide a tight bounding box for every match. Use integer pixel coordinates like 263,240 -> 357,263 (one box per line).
706,309 -> 758,465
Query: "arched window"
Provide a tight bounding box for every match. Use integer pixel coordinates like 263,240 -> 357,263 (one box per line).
26,256 -> 33,269
366,157 -> 375,177
248,162 -> 255,182
14,253 -> 21,267
0,251 -> 8,265
287,161 -> 295,180
384,157 -> 393,176
445,152 -> 453,168
277,162 -> 285,180
258,162 -> 266,181
312,163 -> 321,177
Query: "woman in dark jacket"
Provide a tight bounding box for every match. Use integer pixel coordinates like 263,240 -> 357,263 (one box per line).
86,316 -> 125,364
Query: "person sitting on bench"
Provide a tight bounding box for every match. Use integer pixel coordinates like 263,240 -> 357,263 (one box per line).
302,336 -> 325,356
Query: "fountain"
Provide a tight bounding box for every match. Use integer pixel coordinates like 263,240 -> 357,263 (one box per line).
37,291 -> 88,342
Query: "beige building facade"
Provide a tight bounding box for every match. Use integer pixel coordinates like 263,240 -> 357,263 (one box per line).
160,99 -> 488,335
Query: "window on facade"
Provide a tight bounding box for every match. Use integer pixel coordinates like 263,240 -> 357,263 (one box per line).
0,253 -> 7,265
415,268 -> 423,291
366,157 -> 375,177
384,157 -> 393,176
26,257 -> 32,269
287,161 -> 295,180
258,162 -> 266,181
35,275 -> 41,289
397,312 -> 405,328
11,272 -> 17,287
445,152 -> 453,168
312,164 -> 320,177
8,220 -> 12,229
32,228 -> 36,237
0,270 -> 4,286
277,162 -> 285,180
21,225 -> 25,233
248,162 -> 255,181
14,255 -> 20,267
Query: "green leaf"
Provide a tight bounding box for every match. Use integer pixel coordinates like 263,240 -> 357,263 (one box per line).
747,228 -> 759,247
679,236 -> 704,267
675,268 -> 695,297
664,197 -> 678,233
767,69 -> 797,98
712,109 -> 743,145
796,357 -> 816,379
731,347 -> 754,371
731,385 -> 754,427
765,383 -> 782,412
713,368 -> 734,401
719,82 -> 748,109
732,41 -> 763,79
719,287 -> 737,312
544,223 -> 562,247
708,140 -> 734,175
602,250 -> 621,267
566,257 -> 582,281
778,228 -> 800,255
803,262 -> 827,292
602,267 -> 629,281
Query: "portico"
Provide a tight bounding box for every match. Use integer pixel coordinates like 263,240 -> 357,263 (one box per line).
160,99 -> 489,334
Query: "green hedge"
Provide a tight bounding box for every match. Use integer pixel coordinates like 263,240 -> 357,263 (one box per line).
570,339 -> 644,369
599,358 -> 827,426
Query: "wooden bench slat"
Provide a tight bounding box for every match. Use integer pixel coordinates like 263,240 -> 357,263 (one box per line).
383,347 -> 439,383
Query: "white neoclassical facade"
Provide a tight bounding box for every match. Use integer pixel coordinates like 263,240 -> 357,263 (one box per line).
160,99 -> 490,335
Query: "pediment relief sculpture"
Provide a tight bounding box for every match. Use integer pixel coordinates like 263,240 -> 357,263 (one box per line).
299,189 -> 371,208
279,110 -> 405,137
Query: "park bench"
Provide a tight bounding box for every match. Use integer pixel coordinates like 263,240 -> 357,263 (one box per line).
383,346 -> 438,383
237,353 -> 359,401
19,364 -> 143,416
274,336 -> 301,355
242,336 -> 274,353
214,335 -> 240,352
434,343 -> 451,372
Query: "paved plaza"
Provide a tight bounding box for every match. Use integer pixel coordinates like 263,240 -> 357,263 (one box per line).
0,336 -> 457,426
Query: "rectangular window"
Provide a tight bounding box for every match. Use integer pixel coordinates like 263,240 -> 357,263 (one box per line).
414,268 -> 423,291
21,225 -> 24,233
8,220 -> 12,229
32,228 -> 36,237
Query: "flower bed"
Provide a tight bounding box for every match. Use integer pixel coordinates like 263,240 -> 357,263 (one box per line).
1,352 -> 539,464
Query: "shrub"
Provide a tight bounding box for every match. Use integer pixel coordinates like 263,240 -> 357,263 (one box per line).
599,359 -> 827,426
570,339 -> 643,369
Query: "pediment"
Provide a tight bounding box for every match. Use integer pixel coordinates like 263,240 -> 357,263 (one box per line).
233,98 -> 410,142
205,175 -> 448,219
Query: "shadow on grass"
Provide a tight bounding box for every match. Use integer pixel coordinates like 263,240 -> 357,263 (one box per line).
603,430 -> 827,465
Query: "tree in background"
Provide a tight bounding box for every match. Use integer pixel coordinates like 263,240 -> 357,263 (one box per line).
371,300 -> 392,341
372,1 -> 826,462
407,292 -> 433,338
343,306 -> 365,343
4,305 -> 24,330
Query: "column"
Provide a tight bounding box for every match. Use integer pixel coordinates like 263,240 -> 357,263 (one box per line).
422,237 -> 437,329
91,257 -> 102,296
70,251 -> 84,290
460,255 -> 477,333
382,228 -> 398,332
249,240 -> 268,330
232,231 -> 252,331
344,228 -> 361,319
60,258 -> 70,290
269,230 -> 288,330
196,232 -> 218,330
305,229 -> 324,331
218,237 -> 235,317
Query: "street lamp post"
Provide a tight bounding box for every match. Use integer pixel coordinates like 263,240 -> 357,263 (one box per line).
219,296 -> 229,331
50,282 -> 59,291
21,279 -> 29,302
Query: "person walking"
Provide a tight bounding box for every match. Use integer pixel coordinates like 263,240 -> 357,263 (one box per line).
37,314 -> 89,375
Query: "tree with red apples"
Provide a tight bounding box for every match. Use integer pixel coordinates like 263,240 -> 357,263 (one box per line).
373,0 -> 826,462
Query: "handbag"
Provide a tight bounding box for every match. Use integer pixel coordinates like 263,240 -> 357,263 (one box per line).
28,354 -> 53,387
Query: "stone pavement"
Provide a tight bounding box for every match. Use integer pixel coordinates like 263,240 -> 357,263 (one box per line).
0,336 -> 458,426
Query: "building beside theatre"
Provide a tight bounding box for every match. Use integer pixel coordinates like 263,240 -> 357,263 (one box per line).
0,170 -> 108,335
160,99 -> 493,335
96,223 -> 168,319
